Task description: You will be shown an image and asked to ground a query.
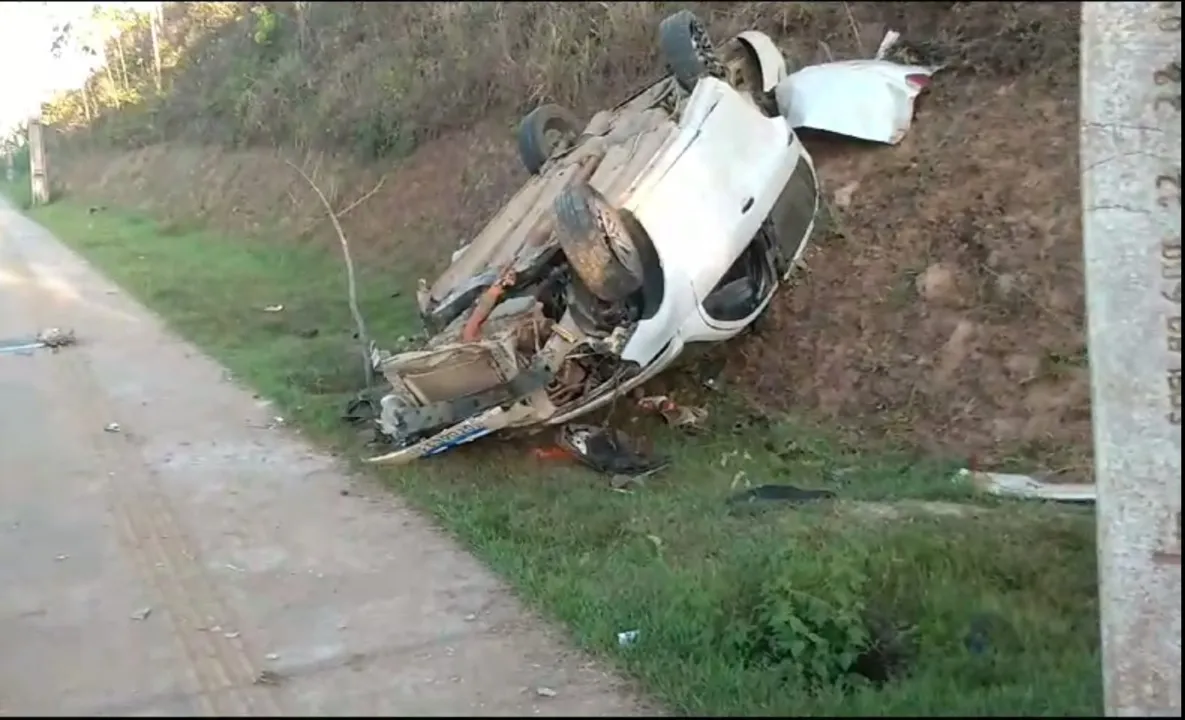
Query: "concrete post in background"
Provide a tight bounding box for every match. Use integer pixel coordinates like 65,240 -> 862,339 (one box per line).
1081,2 -> 1181,716
27,116 -> 50,205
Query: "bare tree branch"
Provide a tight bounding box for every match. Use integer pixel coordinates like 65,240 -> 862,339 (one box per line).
285,159 -> 375,390
336,175 -> 385,219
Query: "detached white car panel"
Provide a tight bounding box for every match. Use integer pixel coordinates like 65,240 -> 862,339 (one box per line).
776,59 -> 937,145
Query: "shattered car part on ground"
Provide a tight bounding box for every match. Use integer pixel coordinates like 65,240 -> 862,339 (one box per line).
955,469 -> 1096,504
775,30 -> 942,145
357,15 -> 936,464
636,394 -> 708,432
557,424 -> 669,479
0,328 -> 77,356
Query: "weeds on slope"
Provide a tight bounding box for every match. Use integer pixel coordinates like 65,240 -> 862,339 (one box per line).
48,2 -> 1080,159
22,198 -> 1103,716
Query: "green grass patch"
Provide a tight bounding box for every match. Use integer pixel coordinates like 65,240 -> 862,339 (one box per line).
19,197 -> 1103,716
1,176 -> 32,210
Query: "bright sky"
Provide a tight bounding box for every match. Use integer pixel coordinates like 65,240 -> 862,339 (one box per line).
0,1 -> 158,137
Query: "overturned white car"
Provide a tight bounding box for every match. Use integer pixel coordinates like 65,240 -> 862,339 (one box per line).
364,12 -> 934,464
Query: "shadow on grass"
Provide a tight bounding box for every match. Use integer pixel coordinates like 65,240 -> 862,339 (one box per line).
22,197 -> 1102,716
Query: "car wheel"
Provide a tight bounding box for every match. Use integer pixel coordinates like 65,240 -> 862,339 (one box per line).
659,10 -> 727,92
553,183 -> 644,303
518,104 -> 580,175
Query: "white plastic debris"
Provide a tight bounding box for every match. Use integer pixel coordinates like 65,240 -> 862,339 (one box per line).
104,422 -> 122,433
874,30 -> 903,60
956,469 -> 1096,504
617,629 -> 640,647
776,30 -> 939,145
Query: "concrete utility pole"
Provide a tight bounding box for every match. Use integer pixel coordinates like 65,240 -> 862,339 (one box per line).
27,117 -> 50,206
1081,2 -> 1181,716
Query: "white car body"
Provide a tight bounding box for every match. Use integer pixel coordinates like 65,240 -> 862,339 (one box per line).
362,23 -> 933,464
550,75 -> 813,424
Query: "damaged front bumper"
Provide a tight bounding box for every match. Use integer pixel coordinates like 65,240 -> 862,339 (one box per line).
365,302 -> 617,465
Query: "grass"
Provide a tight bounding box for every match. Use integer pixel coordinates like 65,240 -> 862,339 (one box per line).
1,176 -> 32,210
11,194 -> 1103,716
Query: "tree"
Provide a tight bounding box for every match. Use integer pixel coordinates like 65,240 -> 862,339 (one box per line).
48,20 -> 96,122
149,3 -> 163,93
91,5 -> 135,93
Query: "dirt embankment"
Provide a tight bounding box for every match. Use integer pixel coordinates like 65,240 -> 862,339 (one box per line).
48,2 -> 1089,473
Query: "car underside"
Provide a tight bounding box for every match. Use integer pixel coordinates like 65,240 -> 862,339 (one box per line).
356,13 -> 937,465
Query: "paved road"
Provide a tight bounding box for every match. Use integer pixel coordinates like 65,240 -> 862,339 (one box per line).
0,202 -> 646,717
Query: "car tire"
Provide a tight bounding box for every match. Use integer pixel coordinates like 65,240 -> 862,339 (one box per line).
517,104 -> 580,175
659,10 -> 726,92
553,183 -> 644,303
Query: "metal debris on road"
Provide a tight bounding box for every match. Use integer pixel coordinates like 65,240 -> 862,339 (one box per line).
36,328 -> 77,349
0,328 -> 78,356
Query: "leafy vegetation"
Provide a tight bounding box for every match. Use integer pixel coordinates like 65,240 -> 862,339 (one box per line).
1,129 -> 31,208
41,2 -> 1076,159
